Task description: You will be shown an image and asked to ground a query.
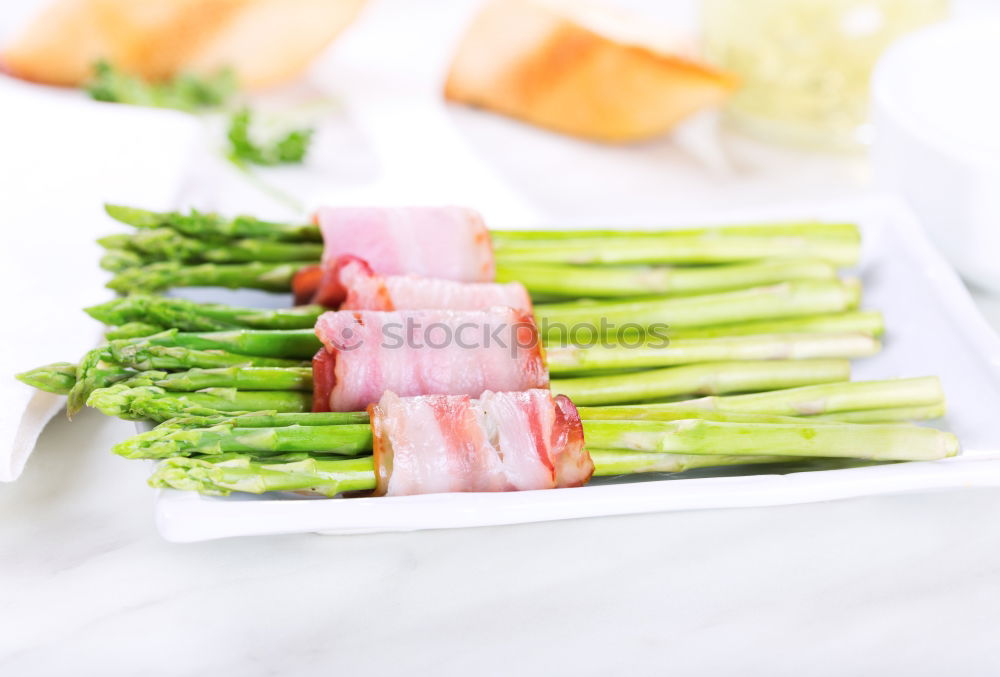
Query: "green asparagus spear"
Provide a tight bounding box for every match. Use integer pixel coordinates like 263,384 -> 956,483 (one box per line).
96,234 -> 134,250
107,343 -> 309,370
87,384 -> 312,421
106,260 -> 312,293
105,205 -> 322,241
104,322 -> 167,339
161,411 -> 370,428
149,452 -> 785,496
86,295 -> 324,331
670,311 -> 884,339
494,234 -> 859,266
546,332 -> 879,374
577,377 -> 945,418
690,377 -> 947,416
536,280 -> 861,339
120,367 -> 313,392
588,450 -> 806,476
14,362 -> 79,395
115,422 -> 372,459
150,455 -> 375,496
582,404 -> 943,424
552,359 -> 852,406
807,403 -> 946,423
490,222 -> 860,242
496,259 -> 839,298
99,228 -> 324,264
100,249 -> 147,272
99,328 -> 320,359
583,419 -> 959,462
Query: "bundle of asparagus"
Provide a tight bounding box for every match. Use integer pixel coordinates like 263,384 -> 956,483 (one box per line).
20,280 -> 884,414
99,205 -> 862,297
81,290 -> 883,340
127,378 -> 956,497
116,377 -> 949,460
12,202 -> 960,502
146,416 -> 958,496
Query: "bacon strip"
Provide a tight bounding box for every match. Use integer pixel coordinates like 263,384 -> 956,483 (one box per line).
314,206 -> 495,286
314,308 -> 548,412
292,265 -> 323,306
328,255 -> 532,313
370,389 -> 593,496
310,348 -> 338,413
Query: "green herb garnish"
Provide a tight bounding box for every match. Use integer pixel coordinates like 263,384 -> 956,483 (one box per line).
226,108 -> 313,166
85,60 -> 237,112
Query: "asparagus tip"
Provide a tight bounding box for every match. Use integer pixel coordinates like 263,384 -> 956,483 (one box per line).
14,362 -> 77,395
149,457 -> 233,495
83,298 -> 119,323
105,204 -> 158,227
86,383 -> 141,419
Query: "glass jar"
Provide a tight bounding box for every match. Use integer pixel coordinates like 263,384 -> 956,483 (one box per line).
703,0 -> 949,150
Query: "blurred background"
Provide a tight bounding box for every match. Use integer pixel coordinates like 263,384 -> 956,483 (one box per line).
1,0 -> 997,305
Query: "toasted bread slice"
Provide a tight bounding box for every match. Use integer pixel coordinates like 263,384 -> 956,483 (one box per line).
2,0 -> 365,89
444,0 -> 737,142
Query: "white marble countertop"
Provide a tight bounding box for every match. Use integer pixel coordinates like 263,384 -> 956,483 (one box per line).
4,384 -> 1000,675
4,0 -> 1000,673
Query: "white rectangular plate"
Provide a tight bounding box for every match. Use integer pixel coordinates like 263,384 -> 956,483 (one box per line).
154,197 -> 1000,542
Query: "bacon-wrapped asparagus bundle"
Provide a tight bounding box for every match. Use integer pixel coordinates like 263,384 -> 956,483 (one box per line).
310,309 -> 859,413
145,389 -> 958,498
20,329 -> 876,419
44,284 -> 882,414
103,204 -> 862,296
106,204 -> 858,248
81,291 -> 885,343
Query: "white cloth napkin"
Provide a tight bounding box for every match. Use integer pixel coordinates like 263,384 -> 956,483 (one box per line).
0,77 -> 200,481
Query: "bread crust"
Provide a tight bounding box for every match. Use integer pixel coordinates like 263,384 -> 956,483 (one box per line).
445,0 -> 737,142
2,0 -> 365,89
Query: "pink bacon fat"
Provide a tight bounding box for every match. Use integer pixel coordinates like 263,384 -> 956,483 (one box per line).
314,206 -> 495,284
333,255 -> 532,313
369,389 -> 593,497
314,308 -> 549,412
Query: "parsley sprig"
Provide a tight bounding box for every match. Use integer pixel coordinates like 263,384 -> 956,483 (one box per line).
226,109 -> 314,166
85,61 -> 236,112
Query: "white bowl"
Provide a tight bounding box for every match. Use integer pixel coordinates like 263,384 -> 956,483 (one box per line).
872,18 -> 1000,293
